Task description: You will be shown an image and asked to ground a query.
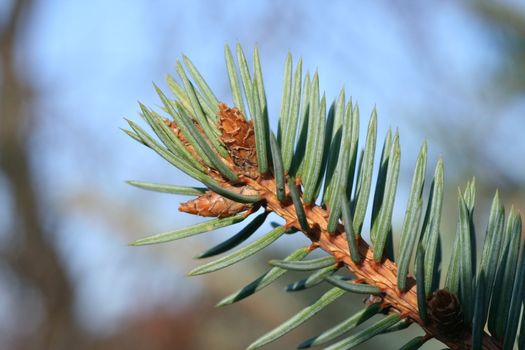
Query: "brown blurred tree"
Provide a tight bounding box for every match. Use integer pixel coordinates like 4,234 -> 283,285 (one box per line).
0,1 -> 79,349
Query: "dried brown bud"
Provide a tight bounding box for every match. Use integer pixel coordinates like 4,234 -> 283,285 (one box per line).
218,103 -> 258,179
427,289 -> 465,339
179,186 -> 257,218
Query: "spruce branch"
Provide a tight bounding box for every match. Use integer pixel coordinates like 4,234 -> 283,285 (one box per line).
125,45 -> 522,350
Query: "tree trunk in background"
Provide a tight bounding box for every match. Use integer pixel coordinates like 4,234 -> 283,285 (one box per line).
0,1 -> 79,349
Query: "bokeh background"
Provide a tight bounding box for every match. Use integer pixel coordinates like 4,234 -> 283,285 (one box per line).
1,0 -> 524,349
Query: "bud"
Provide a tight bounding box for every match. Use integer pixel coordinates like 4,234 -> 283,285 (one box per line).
427,289 -> 465,339
218,103 -> 258,179
179,190 -> 254,218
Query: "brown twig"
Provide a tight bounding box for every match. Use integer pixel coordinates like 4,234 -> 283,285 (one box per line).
243,176 -> 502,350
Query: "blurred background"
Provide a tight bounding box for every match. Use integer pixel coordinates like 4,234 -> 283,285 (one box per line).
1,0 -> 524,349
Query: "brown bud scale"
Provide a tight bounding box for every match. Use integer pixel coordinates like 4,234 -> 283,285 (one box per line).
218,103 -> 258,179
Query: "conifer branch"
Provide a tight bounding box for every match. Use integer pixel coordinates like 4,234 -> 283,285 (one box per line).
126,45 -> 522,349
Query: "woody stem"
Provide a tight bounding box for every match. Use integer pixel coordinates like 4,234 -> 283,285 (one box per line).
243,176 -> 502,350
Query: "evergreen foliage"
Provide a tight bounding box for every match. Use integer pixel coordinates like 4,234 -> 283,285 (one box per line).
125,44 -> 522,349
